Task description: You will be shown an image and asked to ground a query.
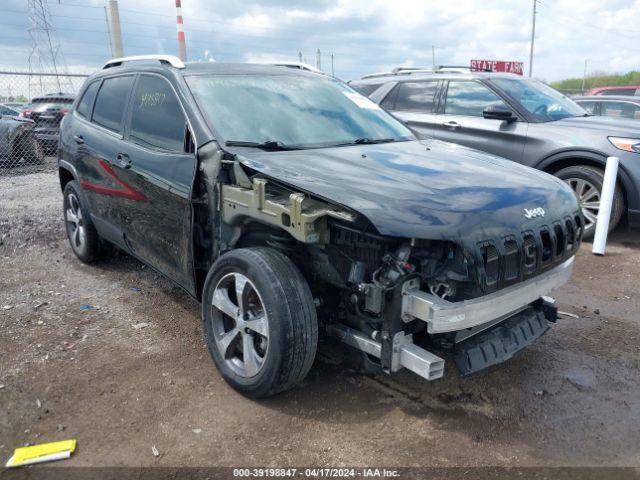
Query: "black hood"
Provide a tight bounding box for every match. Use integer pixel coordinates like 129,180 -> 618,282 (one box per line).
235,139 -> 580,241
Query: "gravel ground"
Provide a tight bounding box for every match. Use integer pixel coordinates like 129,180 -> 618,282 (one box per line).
1,172 -> 639,469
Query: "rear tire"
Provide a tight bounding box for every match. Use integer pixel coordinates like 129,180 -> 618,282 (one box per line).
63,181 -> 106,263
14,134 -> 44,165
202,247 -> 318,398
555,165 -> 624,239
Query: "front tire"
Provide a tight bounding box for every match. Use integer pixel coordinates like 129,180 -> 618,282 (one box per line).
63,181 -> 105,263
202,248 -> 318,398
555,165 -> 624,239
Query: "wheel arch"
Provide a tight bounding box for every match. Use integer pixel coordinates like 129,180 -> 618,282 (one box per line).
194,218 -> 300,301
536,150 -> 638,212
58,160 -> 79,192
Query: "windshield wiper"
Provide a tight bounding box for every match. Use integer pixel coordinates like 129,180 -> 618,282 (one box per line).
225,140 -> 296,151
353,137 -> 397,144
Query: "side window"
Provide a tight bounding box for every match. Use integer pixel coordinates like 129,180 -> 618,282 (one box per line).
601,88 -> 633,96
76,81 -> 100,118
129,75 -> 186,152
92,76 -> 134,132
390,81 -> 439,112
601,101 -> 640,120
577,101 -> 597,114
445,81 -> 507,117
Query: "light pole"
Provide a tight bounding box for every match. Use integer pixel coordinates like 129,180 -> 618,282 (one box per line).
581,59 -> 589,94
528,0 -> 537,77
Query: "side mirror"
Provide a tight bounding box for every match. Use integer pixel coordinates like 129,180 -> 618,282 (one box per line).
483,105 -> 516,122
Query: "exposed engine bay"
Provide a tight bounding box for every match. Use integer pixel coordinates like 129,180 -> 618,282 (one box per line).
195,158 -> 575,381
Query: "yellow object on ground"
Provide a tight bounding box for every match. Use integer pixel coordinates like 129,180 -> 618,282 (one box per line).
5,439 -> 76,468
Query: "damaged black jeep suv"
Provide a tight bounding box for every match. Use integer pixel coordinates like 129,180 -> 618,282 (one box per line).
58,55 -> 582,397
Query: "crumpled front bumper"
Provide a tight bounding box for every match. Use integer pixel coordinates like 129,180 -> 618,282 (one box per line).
401,256 -> 575,333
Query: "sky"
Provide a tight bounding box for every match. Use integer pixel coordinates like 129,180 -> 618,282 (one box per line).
1,0 -> 640,83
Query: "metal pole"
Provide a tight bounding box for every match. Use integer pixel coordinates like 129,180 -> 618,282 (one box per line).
528,0 -> 537,77
581,59 -> 588,94
331,53 -> 334,76
175,0 -> 187,61
592,156 -> 619,256
316,49 -> 321,71
298,51 -> 303,63
108,0 -> 124,58
432,45 -> 435,68
104,6 -> 114,57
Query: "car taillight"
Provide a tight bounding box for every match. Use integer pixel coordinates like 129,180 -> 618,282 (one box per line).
20,109 -> 32,118
61,109 -> 70,116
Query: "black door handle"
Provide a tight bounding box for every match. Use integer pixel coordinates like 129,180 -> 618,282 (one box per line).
115,153 -> 132,169
73,135 -> 84,144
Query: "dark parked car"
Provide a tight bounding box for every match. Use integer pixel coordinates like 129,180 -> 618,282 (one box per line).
22,93 -> 74,154
0,111 -> 43,166
58,55 -> 582,397
0,104 -> 23,117
350,68 -> 640,237
586,85 -> 640,96
574,95 -> 640,121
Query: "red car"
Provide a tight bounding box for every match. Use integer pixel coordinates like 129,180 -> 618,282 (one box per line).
586,85 -> 640,96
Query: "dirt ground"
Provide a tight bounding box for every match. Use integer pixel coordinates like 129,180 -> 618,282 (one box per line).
1,172 -> 639,469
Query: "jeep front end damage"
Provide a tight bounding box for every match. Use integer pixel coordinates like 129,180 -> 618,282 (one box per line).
400,257 -> 573,334
217,166 -> 578,383
220,177 -> 357,244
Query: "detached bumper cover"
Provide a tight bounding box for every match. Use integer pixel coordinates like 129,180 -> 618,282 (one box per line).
401,256 -> 575,333
453,308 -> 550,376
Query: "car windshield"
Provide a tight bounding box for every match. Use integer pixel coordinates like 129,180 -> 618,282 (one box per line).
186,73 -> 414,149
491,78 -> 587,122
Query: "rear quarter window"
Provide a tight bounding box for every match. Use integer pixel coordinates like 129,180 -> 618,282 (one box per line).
350,83 -> 383,97
76,81 -> 100,118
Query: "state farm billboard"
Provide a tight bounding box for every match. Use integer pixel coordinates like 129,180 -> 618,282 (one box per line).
470,60 -> 524,76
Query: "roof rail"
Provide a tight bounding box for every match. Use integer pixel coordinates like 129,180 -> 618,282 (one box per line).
391,67 -> 435,74
103,55 -> 186,70
361,65 -> 492,80
253,61 -> 322,74
360,71 -> 399,80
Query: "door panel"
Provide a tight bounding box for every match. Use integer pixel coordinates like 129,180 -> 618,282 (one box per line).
434,80 -> 528,162
73,75 -> 135,245
118,74 -> 197,292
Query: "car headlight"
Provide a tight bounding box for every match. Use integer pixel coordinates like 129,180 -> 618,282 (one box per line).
608,136 -> 640,154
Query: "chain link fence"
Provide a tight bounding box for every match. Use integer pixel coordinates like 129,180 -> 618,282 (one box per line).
0,71 -> 89,177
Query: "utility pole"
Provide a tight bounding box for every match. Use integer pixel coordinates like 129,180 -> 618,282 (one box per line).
104,6 -> 113,57
528,0 -> 537,77
432,45 -> 435,68
107,0 -> 124,58
331,53 -> 334,76
316,49 -> 321,71
175,0 -> 187,61
298,51 -> 303,63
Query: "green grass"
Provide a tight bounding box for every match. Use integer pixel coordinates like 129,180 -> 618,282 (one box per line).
552,71 -> 640,92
